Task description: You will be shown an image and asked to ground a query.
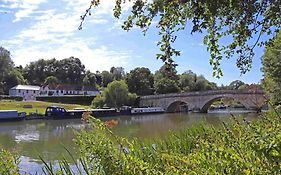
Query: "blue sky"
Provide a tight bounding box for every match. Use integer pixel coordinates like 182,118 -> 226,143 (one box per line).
0,0 -> 266,85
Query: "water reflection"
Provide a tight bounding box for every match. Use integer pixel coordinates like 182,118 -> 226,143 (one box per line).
0,111 -> 258,173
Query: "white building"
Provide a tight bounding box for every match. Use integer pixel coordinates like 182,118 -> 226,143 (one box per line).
39,84 -> 99,96
9,85 -> 41,101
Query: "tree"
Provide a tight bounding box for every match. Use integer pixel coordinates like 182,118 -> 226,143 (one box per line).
179,71 -> 217,92
110,67 -> 125,81
154,78 -> 180,94
238,84 -> 250,90
262,31 -> 281,106
179,70 -> 196,92
23,57 -> 86,85
92,94 -> 105,108
228,80 -> 245,90
125,67 -> 154,95
2,69 -> 25,94
154,64 -> 179,82
94,71 -> 102,86
0,47 -> 14,94
0,47 -> 26,94
44,76 -> 58,85
23,58 -> 57,85
57,57 -> 86,84
83,70 -> 96,86
126,93 -> 138,107
192,75 -> 215,91
81,1 -> 280,77
154,64 -> 180,94
101,71 -> 113,87
103,80 -> 129,108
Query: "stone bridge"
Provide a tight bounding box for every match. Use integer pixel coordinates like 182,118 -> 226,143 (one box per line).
139,90 -> 267,113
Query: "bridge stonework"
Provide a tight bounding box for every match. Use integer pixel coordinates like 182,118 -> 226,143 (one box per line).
139,90 -> 267,113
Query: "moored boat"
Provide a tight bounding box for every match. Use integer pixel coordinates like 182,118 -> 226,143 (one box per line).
45,106 -> 83,119
44,106 -> 166,119
0,110 -> 26,121
130,107 -> 165,114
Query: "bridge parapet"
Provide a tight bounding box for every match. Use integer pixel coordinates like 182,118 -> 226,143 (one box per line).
140,90 -> 265,100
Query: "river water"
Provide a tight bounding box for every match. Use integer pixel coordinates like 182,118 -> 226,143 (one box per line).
0,111 -> 258,174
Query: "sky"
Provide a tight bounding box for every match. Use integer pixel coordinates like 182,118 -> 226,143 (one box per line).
0,0 -> 267,85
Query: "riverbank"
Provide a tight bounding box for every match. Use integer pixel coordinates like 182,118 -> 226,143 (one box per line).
0,100 -> 89,114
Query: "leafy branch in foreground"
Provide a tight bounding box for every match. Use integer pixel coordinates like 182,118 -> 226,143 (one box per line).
0,149 -> 20,175
79,0 -> 280,78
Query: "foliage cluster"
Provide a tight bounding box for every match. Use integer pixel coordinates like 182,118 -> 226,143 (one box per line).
0,47 -> 25,94
0,149 -> 20,174
262,30 -> 281,107
39,113 -> 281,174
23,57 -> 86,85
81,0 -> 280,78
92,80 -> 137,108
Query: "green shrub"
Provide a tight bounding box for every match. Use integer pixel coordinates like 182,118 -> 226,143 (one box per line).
91,94 -> 105,108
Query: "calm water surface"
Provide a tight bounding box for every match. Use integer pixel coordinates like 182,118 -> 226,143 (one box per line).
0,111 -> 258,174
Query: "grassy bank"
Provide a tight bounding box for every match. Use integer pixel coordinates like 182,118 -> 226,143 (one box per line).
0,100 -> 89,114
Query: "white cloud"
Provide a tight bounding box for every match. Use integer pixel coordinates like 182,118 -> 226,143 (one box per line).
3,0 -> 134,72
9,0 -> 111,43
2,0 -> 47,22
10,38 -> 131,71
18,12 -> 77,41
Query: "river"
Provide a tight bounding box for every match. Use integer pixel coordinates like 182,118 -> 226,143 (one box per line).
0,111 -> 258,174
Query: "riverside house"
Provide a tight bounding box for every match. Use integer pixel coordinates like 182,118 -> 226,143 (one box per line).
9,85 -> 41,101
39,84 -> 99,96
9,84 -> 99,101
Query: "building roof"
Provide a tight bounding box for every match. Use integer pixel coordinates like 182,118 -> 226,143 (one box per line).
10,85 -> 40,91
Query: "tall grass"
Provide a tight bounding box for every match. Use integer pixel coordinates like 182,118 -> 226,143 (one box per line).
41,112 -> 281,174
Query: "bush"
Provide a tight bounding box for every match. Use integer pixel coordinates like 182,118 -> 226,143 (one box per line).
91,94 -> 105,108
36,96 -> 96,105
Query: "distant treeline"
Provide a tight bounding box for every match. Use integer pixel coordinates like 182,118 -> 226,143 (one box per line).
0,46 -> 258,96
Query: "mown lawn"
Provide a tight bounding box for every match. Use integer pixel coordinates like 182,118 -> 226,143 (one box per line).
0,100 -> 90,114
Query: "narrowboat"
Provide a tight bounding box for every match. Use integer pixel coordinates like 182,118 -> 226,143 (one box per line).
45,106 -> 166,119
130,107 -> 165,114
45,106 -> 84,119
0,110 -> 26,121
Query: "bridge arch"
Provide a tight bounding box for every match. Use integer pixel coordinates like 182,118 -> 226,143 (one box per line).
140,90 -> 266,113
200,96 -> 248,113
166,101 -> 188,113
